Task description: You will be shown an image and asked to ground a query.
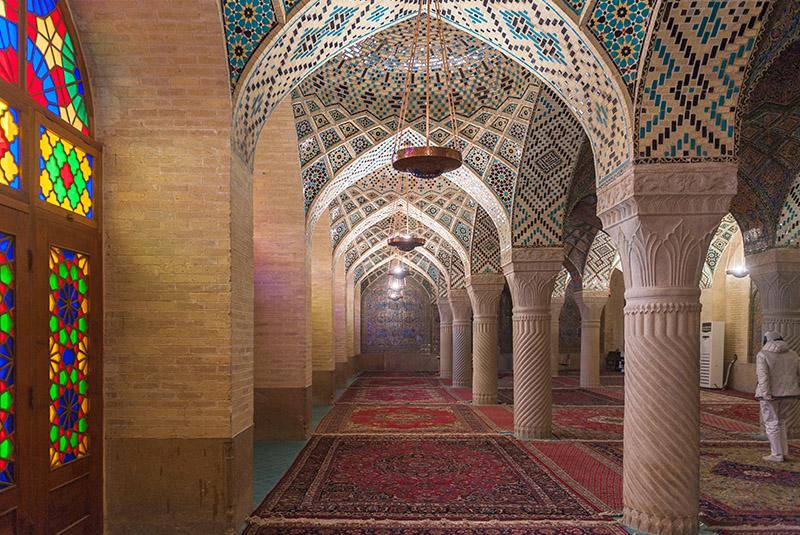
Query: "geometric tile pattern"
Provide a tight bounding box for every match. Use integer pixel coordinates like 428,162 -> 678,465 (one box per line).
350,241 -> 450,295
588,0 -> 653,92
552,267 -> 571,298
777,175 -> 800,247
636,0 -> 769,162
222,0 -> 277,83
563,220 -> 599,283
700,213 -> 740,289
582,231 -> 619,291
512,86 -> 586,247
232,0 -> 633,183
450,251 -> 465,290
470,205 -> 501,274
360,269 -> 436,304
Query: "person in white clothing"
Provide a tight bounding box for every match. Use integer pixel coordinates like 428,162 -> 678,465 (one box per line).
755,331 -> 800,462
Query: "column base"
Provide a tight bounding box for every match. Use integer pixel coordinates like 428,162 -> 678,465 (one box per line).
334,362 -> 348,388
452,378 -> 472,388
514,424 -> 552,440
312,370 -> 335,406
623,506 -> 698,535
347,355 -> 357,377
254,386 -> 312,441
473,393 -> 497,405
580,380 -> 600,388
439,371 -> 452,378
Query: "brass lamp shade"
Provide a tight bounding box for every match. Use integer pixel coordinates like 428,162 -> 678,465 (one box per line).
391,265 -> 412,279
392,146 -> 462,179
387,234 -> 426,252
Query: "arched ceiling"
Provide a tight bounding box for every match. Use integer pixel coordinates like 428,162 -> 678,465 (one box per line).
359,266 -> 437,301
353,246 -> 447,296
731,37 -> 800,254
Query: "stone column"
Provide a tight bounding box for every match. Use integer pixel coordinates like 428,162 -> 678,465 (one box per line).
467,273 -> 506,405
550,296 -> 565,377
574,290 -> 609,388
502,248 -> 563,439
449,289 -> 473,387
747,247 -> 800,439
437,297 -> 453,378
597,162 -> 736,535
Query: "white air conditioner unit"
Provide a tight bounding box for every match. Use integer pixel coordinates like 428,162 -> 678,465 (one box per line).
700,321 -> 725,389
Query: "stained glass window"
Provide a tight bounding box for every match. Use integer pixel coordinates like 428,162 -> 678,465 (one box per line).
39,126 -> 92,217
49,245 -> 88,468
0,98 -> 18,189
0,233 -> 14,488
0,0 -> 19,84
26,0 -> 88,134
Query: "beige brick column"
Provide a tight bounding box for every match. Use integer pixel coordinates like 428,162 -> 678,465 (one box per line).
467,274 -> 506,405
598,162 -> 736,535
574,290 -> 609,388
502,248 -> 563,439
550,296 -> 565,377
311,213 -> 335,405
747,247 -> 800,438
355,283 -> 363,360
437,297 -> 453,378
346,274 -> 357,376
449,289 -> 473,387
333,260 -> 348,388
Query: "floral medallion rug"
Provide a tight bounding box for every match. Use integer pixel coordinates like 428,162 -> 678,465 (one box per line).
316,404 -> 491,434
247,435 -> 616,525
337,387 -> 457,405
350,377 -> 441,388
243,522 -> 630,534
498,388 -> 622,406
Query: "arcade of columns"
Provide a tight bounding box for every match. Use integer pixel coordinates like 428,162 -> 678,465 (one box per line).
428,160 -> 798,535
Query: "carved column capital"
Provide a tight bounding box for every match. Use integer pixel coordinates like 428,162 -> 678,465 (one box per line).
597,162 -> 737,292
437,297 -> 453,325
448,289 -> 473,323
747,247 -> 800,317
466,273 -> 506,319
574,289 -> 609,325
501,247 -> 563,312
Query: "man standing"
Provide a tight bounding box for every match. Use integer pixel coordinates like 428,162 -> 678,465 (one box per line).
755,331 -> 800,462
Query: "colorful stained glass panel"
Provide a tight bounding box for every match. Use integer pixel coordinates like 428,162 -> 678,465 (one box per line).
0,97 -> 18,189
49,245 -> 88,468
26,0 -> 88,134
0,233 -> 14,487
39,126 -> 92,217
0,0 -> 19,84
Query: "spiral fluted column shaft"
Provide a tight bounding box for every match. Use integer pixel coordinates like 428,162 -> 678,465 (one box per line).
437,298 -> 453,379
575,291 -> 608,388
748,247 -> 800,439
598,161 -> 737,535
502,248 -> 563,440
467,274 -> 505,405
449,289 -> 473,388
549,297 -> 564,377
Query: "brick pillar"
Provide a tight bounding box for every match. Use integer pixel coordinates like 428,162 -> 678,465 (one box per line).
574,290 -> 609,388
598,162 -> 736,535
333,259 -> 348,388
467,274 -> 505,405
502,248 -> 562,439
311,213 -> 335,405
747,247 -> 800,439
346,272 -> 357,376
550,296 -> 564,377
449,289 -> 473,387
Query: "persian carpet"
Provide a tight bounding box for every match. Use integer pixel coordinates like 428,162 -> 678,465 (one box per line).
249,435 -> 611,522
350,377 -> 441,388
243,520 -> 630,534
448,387 -> 472,401
701,403 -> 761,426
499,388 -> 622,406
315,404 -> 491,434
471,405 -> 515,432
523,441 -> 623,512
359,371 -> 438,377
337,387 -> 457,404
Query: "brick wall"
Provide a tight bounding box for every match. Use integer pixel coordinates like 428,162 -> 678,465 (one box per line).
333,259 -> 347,364
72,0 -> 249,439
253,98 -> 311,388
312,212 -> 334,371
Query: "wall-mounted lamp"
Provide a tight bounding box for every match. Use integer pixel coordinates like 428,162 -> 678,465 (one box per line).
725,266 -> 749,278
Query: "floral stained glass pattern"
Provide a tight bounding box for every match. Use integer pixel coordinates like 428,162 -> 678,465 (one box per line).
0,0 -> 19,84
26,0 -> 88,134
49,246 -> 89,468
0,233 -> 15,488
0,98 -> 18,189
39,126 -> 93,217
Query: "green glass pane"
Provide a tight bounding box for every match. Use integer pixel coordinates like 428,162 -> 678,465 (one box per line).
49,273 -> 58,291
78,379 -> 87,395
0,439 -> 10,458
50,425 -> 58,442
59,328 -> 67,344
78,278 -> 87,295
77,418 -> 86,432
0,264 -> 11,285
0,314 -> 9,332
59,435 -> 67,450
0,391 -> 10,410
70,329 -> 77,345
70,369 -> 78,383
70,434 -> 77,448
49,315 -> 59,333
78,317 -> 87,333
70,265 -> 78,280
58,263 -> 68,279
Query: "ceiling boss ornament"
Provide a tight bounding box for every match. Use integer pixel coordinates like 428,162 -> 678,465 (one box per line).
391,0 -> 462,180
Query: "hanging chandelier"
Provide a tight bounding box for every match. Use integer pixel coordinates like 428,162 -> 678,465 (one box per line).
389,252 -> 412,279
387,196 -> 426,252
392,0 -> 462,180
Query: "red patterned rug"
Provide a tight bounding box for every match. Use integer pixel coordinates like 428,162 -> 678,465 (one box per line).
448,387 -> 472,401
350,377 -> 441,388
499,389 -> 622,406
337,387 -> 457,404
471,405 -> 515,432
249,435 -> 611,523
316,404 -> 491,434
701,404 -> 760,426
523,441 -> 622,512
359,371 -> 438,377
243,521 -> 630,534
